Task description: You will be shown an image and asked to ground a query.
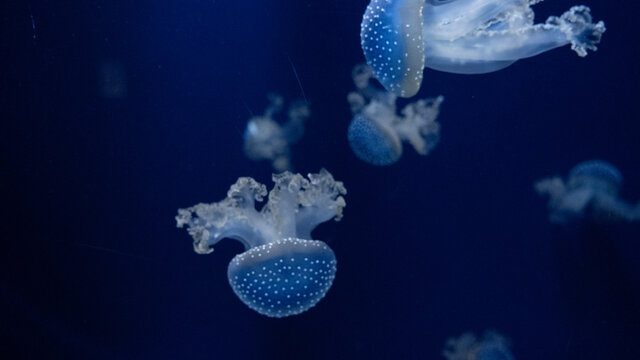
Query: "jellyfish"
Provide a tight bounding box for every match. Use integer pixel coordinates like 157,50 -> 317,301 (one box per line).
98,59 -> 127,99
243,93 -> 310,171
347,63 -> 444,166
443,331 -> 515,360
361,0 -> 606,97
175,169 -> 346,318
535,160 -> 640,224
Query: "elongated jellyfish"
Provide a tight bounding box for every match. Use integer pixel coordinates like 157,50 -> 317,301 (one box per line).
243,93 -> 310,171
361,0 -> 606,97
176,169 -> 346,317
347,63 -> 444,166
535,160 -> 640,224
443,331 -> 515,360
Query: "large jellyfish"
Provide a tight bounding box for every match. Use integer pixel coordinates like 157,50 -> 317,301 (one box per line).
175,169 -> 346,318
535,160 -> 640,224
443,331 -> 515,360
243,93 -> 310,171
347,63 -> 444,166
361,0 -> 606,97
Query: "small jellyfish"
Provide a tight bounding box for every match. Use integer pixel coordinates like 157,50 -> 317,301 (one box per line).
243,93 -> 310,171
443,331 -> 515,360
535,160 -> 640,224
361,0 -> 606,97
347,63 -> 444,166
176,169 -> 346,318
98,60 -> 127,99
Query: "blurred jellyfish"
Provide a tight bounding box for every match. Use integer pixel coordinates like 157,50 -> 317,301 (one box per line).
347,63 -> 444,166
98,60 -> 127,99
176,169 -> 346,318
535,160 -> 640,224
361,0 -> 606,97
443,331 -> 515,360
243,93 -> 310,171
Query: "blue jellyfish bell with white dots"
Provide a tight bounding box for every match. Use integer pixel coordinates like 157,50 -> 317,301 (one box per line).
176,169 -> 346,317
347,63 -> 444,166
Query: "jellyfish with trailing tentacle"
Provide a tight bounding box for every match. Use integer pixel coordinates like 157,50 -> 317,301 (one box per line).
443,331 -> 515,360
243,93 -> 310,171
347,63 -> 444,166
176,169 -> 346,318
361,0 -> 606,97
535,160 -> 640,224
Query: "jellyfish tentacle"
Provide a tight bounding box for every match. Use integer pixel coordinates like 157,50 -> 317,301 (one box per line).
295,169 -> 347,240
176,177 -> 277,253
396,96 -> 444,155
556,6 -> 606,57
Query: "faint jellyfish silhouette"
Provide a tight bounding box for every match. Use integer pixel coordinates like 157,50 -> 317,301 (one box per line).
535,160 -> 640,224
347,63 -> 444,166
443,331 -> 515,360
361,0 -> 606,97
98,60 -> 127,99
243,93 -> 310,171
176,169 -> 346,318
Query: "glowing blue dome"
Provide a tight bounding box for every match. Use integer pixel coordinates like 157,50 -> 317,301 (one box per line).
228,238 -> 337,318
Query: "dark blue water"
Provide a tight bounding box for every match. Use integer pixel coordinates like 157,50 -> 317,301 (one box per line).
2,1 -> 639,359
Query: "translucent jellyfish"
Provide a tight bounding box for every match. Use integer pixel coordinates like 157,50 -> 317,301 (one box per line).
175,169 -> 347,318
361,0 -> 606,97
443,331 -> 515,360
243,93 -> 310,171
535,160 -> 640,224
347,63 -> 444,166
98,60 -> 127,99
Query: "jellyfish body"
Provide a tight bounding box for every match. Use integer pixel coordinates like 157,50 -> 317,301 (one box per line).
347,64 -> 444,166
443,331 -> 515,360
176,169 -> 346,317
535,160 -> 640,224
361,0 -> 606,97
348,113 -> 402,166
228,238 -> 337,317
243,94 -> 310,171
567,159 -> 623,196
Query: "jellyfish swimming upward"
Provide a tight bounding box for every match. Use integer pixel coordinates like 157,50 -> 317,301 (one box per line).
176,169 -> 346,318
361,0 -> 606,97
535,160 -> 640,224
243,93 -> 310,171
347,63 -> 444,166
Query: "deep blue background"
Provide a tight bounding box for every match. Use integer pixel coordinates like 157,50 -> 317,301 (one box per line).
2,0 -> 639,359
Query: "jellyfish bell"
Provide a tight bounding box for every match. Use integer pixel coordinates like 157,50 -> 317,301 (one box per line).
243,116 -> 287,161
348,112 -> 403,166
360,0 -> 425,97
567,160 -> 623,196
228,238 -> 337,318
361,0 -> 606,97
